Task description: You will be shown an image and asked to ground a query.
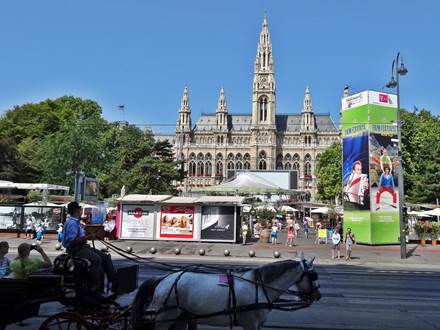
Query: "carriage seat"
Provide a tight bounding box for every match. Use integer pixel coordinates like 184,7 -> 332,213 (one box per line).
53,253 -> 92,275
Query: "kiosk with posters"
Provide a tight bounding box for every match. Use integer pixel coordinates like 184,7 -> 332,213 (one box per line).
117,195 -> 244,242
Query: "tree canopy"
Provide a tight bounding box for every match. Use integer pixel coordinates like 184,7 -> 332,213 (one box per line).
0,96 -> 179,198
315,142 -> 342,203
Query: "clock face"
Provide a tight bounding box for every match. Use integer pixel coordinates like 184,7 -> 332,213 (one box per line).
260,77 -> 267,83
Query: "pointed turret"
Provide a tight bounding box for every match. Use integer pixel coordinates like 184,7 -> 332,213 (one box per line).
301,85 -> 316,131
216,87 -> 228,130
302,85 -> 313,113
177,86 -> 191,132
343,85 -> 350,98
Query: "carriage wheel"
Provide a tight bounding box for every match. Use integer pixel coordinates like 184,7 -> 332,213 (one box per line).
39,312 -> 93,330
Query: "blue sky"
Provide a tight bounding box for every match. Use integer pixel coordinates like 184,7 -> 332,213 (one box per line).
0,0 -> 439,133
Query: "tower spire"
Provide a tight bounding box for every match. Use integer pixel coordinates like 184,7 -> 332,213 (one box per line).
216,86 -> 228,130
301,85 -> 316,131
177,86 -> 191,132
302,85 -> 313,113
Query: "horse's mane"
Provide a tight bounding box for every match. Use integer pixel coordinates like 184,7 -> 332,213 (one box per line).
257,260 -> 301,283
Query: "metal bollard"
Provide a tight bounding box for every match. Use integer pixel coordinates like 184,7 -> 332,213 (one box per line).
174,248 -> 181,255
149,247 -> 157,254
199,249 -> 205,256
248,250 -> 256,257
125,246 -> 133,253
273,251 -> 281,258
224,249 -> 230,257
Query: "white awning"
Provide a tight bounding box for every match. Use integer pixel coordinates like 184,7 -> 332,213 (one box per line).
119,194 -> 172,203
281,205 -> 299,212
423,208 -> 440,217
311,207 -> 329,214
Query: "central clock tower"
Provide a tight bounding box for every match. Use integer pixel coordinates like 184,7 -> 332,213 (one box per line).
251,15 -> 276,128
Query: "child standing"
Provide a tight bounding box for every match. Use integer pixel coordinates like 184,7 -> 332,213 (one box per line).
35,223 -> 44,244
25,217 -> 34,239
57,223 -> 64,243
271,221 -> 279,245
0,241 -> 10,278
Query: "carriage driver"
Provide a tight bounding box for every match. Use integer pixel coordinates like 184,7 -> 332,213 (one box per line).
63,202 -> 118,298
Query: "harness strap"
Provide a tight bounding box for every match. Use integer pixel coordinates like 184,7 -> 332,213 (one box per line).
226,270 -> 238,327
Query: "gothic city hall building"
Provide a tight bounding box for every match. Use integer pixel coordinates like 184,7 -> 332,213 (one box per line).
173,17 -> 340,201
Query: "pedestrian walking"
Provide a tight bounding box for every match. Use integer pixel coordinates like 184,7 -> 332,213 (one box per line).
25,217 -> 34,239
271,221 -> 279,245
241,221 -> 249,245
345,228 -> 355,261
314,222 -> 322,244
294,221 -> 300,239
331,228 -> 341,259
286,224 -> 294,247
303,219 -> 309,239
35,223 -> 44,244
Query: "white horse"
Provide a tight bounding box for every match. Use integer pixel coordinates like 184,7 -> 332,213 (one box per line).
131,259 -> 320,330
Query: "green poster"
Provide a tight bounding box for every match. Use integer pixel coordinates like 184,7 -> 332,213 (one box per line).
341,91 -> 400,244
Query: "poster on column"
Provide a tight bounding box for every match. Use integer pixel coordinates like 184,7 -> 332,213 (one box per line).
369,91 -> 399,244
120,204 -> 155,239
341,91 -> 372,243
160,205 -> 194,238
201,206 -> 235,241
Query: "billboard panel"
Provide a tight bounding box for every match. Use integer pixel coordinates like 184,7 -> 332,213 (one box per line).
369,93 -> 399,244
201,206 -> 236,241
160,205 -> 194,238
120,204 -> 155,239
341,90 -> 400,244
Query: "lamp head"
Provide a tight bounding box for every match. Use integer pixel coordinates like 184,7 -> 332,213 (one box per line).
386,77 -> 397,88
398,63 -> 408,76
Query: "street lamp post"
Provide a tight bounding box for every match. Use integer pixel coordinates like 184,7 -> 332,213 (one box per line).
386,52 -> 408,259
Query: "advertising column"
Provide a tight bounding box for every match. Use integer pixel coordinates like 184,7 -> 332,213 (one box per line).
341,91 -> 372,244
368,91 -> 400,244
120,204 -> 156,239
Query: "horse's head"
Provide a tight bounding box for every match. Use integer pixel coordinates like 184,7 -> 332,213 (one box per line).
297,253 -> 321,303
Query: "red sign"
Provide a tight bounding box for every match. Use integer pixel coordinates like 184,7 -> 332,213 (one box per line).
127,207 -> 149,219
379,94 -> 389,103
160,205 -> 194,238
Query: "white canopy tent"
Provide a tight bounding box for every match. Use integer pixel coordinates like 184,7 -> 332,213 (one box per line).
311,207 -> 329,214
281,205 -> 299,212
192,172 -> 290,194
24,202 -> 60,207
423,208 -> 440,217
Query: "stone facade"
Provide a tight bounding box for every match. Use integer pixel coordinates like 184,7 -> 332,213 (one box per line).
173,17 -> 340,201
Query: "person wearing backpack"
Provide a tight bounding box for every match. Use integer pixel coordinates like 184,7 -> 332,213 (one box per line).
345,228 -> 356,261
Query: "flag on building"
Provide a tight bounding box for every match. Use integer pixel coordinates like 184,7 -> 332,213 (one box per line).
117,105 -> 125,111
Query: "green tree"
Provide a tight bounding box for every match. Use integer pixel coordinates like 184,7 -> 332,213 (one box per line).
0,138 -> 22,181
401,108 -> 440,203
315,142 -> 342,203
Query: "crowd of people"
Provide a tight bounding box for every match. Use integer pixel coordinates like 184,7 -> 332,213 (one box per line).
242,214 -> 356,261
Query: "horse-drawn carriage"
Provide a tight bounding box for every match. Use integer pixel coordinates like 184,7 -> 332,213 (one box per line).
0,243 -> 321,330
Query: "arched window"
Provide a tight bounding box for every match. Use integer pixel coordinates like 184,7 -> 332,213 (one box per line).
216,161 -> 223,176
189,153 -> 196,160
285,162 -> 292,170
205,153 -> 212,161
293,162 -> 300,176
189,162 -> 196,176
197,161 -> 204,176
259,96 -> 268,122
244,153 -> 251,161
235,153 -> 242,161
205,162 -> 212,176
305,154 -> 312,162
227,161 -> 234,170
304,162 -> 312,176
284,153 -> 292,162
259,160 -> 267,170
228,153 -> 234,160
244,161 -> 251,170
304,136 -> 308,145
236,162 -> 243,170
197,153 -> 204,161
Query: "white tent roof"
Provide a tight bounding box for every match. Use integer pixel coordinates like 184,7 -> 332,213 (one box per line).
423,208 -> 440,217
24,202 -> 60,207
0,181 -> 69,191
195,196 -> 245,204
311,207 -> 329,214
192,172 -> 288,194
256,205 -> 276,212
281,205 -> 299,212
